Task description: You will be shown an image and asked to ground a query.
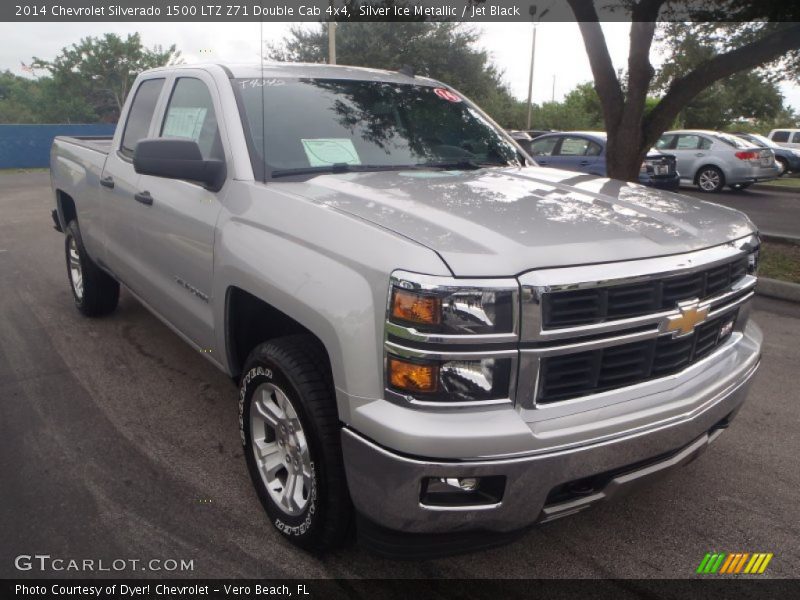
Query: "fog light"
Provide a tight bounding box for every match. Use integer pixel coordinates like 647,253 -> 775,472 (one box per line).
420,475 -> 505,507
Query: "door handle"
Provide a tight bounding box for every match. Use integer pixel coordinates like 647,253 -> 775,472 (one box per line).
695,153 -> 705,157
579,160 -> 591,166
134,191 -> 153,206
538,160 -> 549,165
100,176 -> 115,189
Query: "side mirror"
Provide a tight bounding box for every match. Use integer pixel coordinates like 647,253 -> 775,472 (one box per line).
133,138 -> 225,192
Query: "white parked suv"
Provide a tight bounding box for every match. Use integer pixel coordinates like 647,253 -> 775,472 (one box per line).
657,130 -> 779,192
768,128 -> 800,149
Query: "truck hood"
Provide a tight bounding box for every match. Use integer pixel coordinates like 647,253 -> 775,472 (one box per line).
286,166 -> 756,276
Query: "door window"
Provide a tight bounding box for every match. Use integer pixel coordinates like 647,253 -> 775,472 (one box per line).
160,78 -> 223,160
531,137 -> 558,156
771,131 -> 789,143
557,137 -> 591,156
675,135 -> 701,150
656,135 -> 676,150
120,78 -> 165,158
792,132 -> 800,143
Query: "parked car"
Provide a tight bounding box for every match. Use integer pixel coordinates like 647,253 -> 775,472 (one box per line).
524,129 -> 556,139
507,129 -> 534,155
734,132 -> 800,176
529,131 -> 680,190
657,130 -> 780,192
767,128 -> 800,150
50,63 -> 761,556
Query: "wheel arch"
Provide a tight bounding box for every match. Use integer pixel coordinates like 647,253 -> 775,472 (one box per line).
55,189 -> 77,230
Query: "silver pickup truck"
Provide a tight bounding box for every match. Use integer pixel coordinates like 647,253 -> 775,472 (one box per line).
50,63 -> 762,556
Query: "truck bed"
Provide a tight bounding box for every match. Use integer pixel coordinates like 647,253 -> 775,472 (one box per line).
55,135 -> 113,155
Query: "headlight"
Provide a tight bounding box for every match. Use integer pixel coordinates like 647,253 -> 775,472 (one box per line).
386,353 -> 514,404
387,272 -> 518,339
384,271 -> 519,405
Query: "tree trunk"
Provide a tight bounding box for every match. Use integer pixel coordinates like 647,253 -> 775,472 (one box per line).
567,1 -> 800,183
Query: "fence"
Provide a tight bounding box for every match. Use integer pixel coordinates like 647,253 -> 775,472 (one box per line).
0,123 -> 116,169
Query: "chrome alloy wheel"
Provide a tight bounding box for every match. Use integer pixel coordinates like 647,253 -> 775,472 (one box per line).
68,236 -> 84,300
250,383 -> 312,516
698,169 -> 721,191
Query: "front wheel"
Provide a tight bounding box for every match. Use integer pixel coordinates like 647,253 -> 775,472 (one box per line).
239,335 -> 352,552
696,166 -> 725,192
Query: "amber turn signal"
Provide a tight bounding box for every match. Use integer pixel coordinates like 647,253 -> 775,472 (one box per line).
388,357 -> 439,394
391,289 -> 442,326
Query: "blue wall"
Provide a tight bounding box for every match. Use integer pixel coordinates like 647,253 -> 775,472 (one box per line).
0,123 -> 116,169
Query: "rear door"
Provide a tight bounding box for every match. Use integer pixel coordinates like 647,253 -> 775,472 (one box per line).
132,73 -> 225,349
100,77 -> 166,289
549,136 -> 603,174
661,134 -> 706,181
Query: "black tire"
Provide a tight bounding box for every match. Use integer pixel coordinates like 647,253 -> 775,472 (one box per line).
64,220 -> 120,317
775,157 -> 789,176
239,335 -> 352,552
695,165 -> 725,192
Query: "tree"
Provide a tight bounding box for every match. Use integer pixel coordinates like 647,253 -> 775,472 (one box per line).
654,23 -> 785,130
269,21 -> 521,127
566,0 -> 800,181
31,33 -> 180,122
0,70 -> 38,122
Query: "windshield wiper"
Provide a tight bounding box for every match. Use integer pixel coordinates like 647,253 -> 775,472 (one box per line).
270,163 -> 431,178
419,160 -> 510,170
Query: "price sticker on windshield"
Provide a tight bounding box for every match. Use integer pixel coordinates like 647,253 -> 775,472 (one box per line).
433,88 -> 462,103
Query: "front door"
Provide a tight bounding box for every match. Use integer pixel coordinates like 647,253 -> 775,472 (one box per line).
133,74 -> 225,350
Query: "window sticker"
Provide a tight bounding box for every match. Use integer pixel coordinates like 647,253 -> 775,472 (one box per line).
433,88 -> 462,103
162,107 -> 207,140
301,138 -> 361,167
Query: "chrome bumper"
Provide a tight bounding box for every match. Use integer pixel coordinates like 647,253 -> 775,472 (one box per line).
342,356 -> 759,534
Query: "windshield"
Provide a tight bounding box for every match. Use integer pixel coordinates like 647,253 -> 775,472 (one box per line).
232,78 -> 519,179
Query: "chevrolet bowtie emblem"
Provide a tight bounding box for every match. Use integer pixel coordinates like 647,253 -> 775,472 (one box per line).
662,299 -> 709,337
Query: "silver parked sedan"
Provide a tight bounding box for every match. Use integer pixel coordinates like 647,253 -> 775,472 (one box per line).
656,129 -> 780,192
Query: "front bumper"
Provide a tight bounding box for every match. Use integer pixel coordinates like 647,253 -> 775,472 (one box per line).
342,326 -> 761,534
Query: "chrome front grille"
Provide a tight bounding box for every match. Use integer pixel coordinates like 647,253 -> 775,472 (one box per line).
542,257 -> 748,328
537,311 -> 737,403
517,234 -> 759,407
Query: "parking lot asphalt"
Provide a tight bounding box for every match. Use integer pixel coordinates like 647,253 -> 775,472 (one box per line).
1,171 -> 799,579
681,184 -> 800,239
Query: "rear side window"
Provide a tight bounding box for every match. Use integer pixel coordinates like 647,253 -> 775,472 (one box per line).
586,141 -> 603,156
160,78 -> 223,160
120,79 -> 165,158
793,132 -> 800,143
771,131 -> 790,142
531,137 -> 558,156
699,137 -> 713,150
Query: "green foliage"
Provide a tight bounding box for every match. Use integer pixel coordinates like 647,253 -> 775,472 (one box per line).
0,33 -> 179,124
654,22 -> 791,130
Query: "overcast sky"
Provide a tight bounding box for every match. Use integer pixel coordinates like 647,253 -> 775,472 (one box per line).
1,21 -> 798,112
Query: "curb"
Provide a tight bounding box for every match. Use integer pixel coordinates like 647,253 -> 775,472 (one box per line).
754,182 -> 800,194
756,277 -> 800,304
760,232 -> 800,246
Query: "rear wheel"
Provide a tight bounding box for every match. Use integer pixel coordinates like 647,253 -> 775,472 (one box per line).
776,157 -> 788,176
696,166 -> 725,192
64,220 -> 119,317
239,335 -> 352,552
